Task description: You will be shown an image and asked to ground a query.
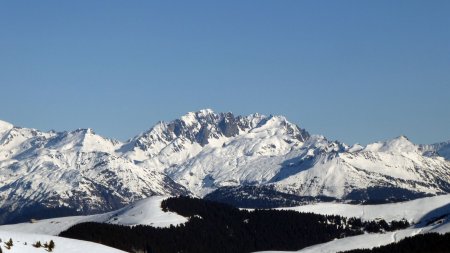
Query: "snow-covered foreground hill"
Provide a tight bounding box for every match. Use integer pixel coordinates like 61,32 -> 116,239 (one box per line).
258,220 -> 450,253
257,194 -> 450,253
0,196 -> 187,235
0,230 -> 126,253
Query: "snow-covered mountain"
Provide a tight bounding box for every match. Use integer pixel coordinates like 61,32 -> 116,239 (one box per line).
1,109 -> 450,223
0,122 -> 188,224
117,110 -> 450,202
421,140 -> 450,160
268,135 -> 450,203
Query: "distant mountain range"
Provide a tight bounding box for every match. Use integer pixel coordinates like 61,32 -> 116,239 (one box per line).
1,109 -> 449,223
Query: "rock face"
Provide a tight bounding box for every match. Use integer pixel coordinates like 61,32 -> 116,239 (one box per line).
1,110 -> 450,223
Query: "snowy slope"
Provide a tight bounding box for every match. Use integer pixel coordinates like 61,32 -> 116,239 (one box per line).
258,223 -> 450,253
256,195 -> 450,253
257,218 -> 450,253
0,230 -> 126,253
278,194 -> 450,223
0,196 -> 187,235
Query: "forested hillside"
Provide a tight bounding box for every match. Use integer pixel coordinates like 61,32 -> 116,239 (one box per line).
60,197 -> 408,253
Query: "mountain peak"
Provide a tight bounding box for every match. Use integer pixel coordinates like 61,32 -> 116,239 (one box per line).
396,135 -> 410,141
0,119 -> 14,133
364,135 -> 417,153
72,128 -> 95,135
125,110 -> 309,162
179,109 -> 220,126
197,108 -> 215,115
43,127 -> 119,153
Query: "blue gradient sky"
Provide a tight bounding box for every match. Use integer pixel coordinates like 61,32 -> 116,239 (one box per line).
1,1 -> 449,144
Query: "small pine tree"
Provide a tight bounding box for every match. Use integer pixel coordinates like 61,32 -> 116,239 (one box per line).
33,241 -> 42,248
48,240 -> 55,252
4,238 -> 13,249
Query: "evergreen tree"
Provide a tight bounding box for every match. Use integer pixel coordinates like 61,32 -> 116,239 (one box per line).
48,240 -> 55,252
33,241 -> 42,248
4,238 -> 13,249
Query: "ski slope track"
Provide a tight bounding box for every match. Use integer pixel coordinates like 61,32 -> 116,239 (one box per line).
1,110 -> 450,223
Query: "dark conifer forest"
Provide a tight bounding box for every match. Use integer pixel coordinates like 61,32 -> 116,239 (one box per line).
339,233 -> 450,253
59,197 -> 409,253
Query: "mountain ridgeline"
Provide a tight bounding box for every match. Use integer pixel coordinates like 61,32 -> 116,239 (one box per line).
0,109 -> 450,224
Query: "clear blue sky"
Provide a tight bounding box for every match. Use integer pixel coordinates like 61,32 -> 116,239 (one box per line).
1,1 -> 449,145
